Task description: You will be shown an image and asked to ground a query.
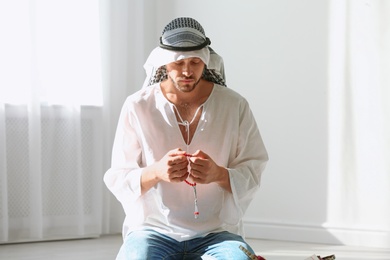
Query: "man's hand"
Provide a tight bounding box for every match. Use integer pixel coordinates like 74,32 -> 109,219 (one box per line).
187,150 -> 231,192
154,148 -> 189,183
141,148 -> 189,194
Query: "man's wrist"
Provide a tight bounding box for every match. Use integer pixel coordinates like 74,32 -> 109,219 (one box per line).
215,167 -> 231,192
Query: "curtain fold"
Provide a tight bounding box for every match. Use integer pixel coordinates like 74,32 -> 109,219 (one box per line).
328,0 -> 390,247
0,103 -> 8,241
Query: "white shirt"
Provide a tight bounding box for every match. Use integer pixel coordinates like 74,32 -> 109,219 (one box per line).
104,83 -> 268,242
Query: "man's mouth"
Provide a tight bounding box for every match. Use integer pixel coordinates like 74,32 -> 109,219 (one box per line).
179,77 -> 194,83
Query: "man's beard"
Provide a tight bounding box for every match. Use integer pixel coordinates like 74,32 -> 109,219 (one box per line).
169,75 -> 202,93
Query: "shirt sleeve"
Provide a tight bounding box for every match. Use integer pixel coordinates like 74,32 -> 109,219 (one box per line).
220,98 -> 268,225
103,98 -> 143,207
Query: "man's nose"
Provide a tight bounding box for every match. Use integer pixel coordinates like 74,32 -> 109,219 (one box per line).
182,64 -> 192,76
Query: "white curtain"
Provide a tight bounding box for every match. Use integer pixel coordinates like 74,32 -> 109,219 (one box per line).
327,0 -> 390,247
0,0 -> 106,243
0,0 -> 150,243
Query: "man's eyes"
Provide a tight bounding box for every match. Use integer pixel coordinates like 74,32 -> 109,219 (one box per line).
174,59 -> 201,65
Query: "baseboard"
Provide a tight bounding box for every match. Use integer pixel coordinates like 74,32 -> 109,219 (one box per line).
243,218 -> 390,249
0,234 -> 101,245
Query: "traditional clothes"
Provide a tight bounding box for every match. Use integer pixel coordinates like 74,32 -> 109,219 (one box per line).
142,17 -> 226,88
104,83 -> 268,241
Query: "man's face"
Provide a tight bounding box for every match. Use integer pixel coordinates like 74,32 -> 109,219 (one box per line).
165,57 -> 205,92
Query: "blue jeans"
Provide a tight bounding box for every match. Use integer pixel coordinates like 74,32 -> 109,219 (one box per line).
116,229 -> 256,260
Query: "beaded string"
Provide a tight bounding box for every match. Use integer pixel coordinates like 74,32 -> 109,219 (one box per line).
173,104 -> 203,219
239,245 -> 266,260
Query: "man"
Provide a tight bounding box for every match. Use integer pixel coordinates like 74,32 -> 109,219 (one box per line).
104,17 -> 268,259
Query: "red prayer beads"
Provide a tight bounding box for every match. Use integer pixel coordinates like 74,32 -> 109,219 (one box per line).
184,180 -> 196,186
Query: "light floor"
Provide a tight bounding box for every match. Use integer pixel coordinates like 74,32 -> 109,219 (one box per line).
0,234 -> 390,260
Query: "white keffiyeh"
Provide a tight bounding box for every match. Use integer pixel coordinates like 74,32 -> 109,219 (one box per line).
142,17 -> 226,88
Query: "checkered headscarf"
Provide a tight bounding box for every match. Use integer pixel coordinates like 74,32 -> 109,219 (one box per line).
143,17 -> 226,88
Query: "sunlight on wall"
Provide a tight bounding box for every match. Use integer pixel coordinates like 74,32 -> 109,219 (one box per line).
0,0 -> 102,106
326,0 -> 390,247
